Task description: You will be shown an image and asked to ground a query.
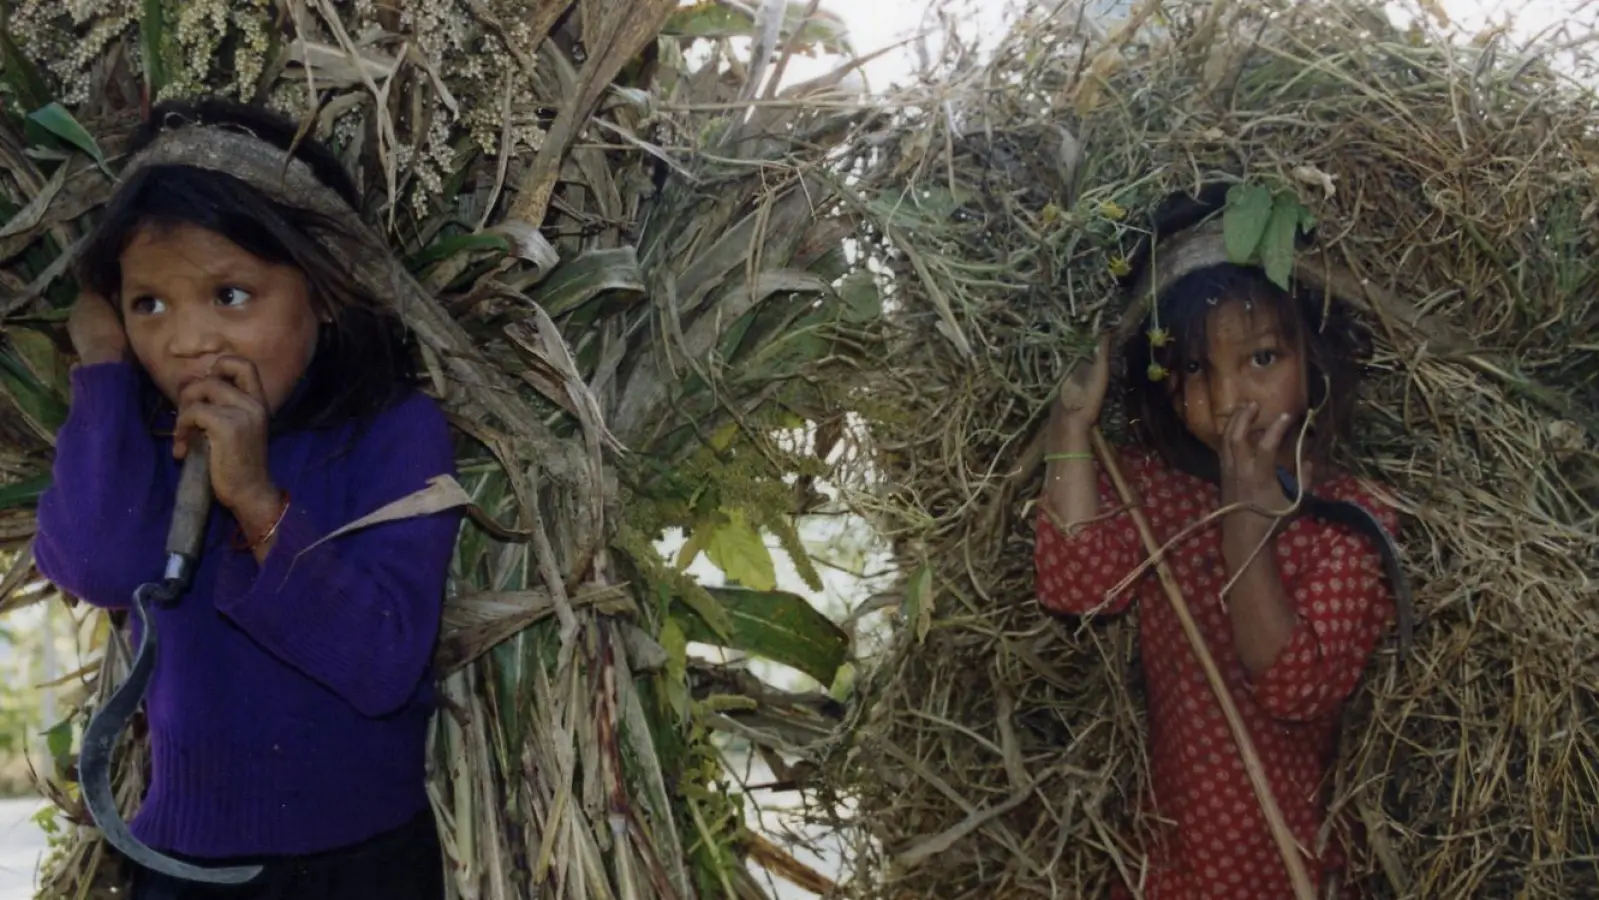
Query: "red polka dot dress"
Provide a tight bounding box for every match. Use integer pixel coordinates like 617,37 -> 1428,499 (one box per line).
1034,448 -> 1398,900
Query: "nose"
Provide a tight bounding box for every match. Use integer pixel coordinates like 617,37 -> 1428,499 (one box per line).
167,302 -> 225,359
1210,373 -> 1243,421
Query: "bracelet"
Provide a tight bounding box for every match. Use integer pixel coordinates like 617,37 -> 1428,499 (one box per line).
233,490 -> 291,551
1044,452 -> 1094,462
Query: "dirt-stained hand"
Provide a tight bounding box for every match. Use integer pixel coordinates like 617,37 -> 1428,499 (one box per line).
1055,334 -> 1111,428
173,355 -> 277,514
1218,402 -> 1299,513
67,292 -> 128,366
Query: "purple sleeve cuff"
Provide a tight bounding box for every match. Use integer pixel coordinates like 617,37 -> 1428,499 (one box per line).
35,362 -> 170,608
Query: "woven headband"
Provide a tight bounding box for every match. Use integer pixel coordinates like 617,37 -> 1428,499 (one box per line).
1114,213 -> 1420,347
117,123 -> 421,320
1117,216 -> 1307,346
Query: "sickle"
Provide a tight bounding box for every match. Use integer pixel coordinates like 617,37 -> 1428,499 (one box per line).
77,439 -> 263,886
1276,467 -> 1414,659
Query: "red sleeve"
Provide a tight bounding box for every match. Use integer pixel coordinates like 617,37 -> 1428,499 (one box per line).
1033,451 -> 1150,616
1252,479 -> 1399,722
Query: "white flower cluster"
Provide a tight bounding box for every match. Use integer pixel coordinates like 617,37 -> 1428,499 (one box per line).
229,0 -> 274,100
400,0 -> 471,64
168,0 -> 231,100
13,0 -> 553,216
13,0 -> 136,105
410,114 -> 455,210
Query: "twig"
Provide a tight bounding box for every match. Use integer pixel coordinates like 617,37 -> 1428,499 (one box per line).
1088,428 -> 1317,900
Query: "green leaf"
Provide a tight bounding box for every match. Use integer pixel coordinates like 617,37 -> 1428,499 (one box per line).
904,563 -> 934,644
663,1 -> 851,53
0,6 -> 50,113
789,5 -> 852,54
1260,194 -> 1302,290
871,184 -> 971,229
828,661 -> 856,703
1223,183 -> 1273,264
405,232 -> 509,272
715,305 -> 761,363
837,270 -> 881,325
43,717 -> 71,777
675,523 -> 713,571
139,0 -> 168,100
0,472 -> 49,510
26,103 -> 108,171
9,307 -> 72,324
8,325 -> 68,398
674,576 -> 734,640
0,345 -> 65,434
676,585 -> 849,685
659,616 -> 690,719
663,2 -> 749,38
734,308 -> 832,379
704,509 -> 776,591
531,247 -> 645,318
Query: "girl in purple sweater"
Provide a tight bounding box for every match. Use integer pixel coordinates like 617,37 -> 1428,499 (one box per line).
35,99 -> 461,899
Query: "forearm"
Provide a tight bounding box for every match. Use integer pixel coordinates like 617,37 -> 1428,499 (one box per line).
1041,404 -> 1100,529
1223,513 -> 1297,675
231,483 -> 287,565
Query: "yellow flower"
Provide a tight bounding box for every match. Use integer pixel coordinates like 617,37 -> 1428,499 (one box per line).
1146,327 -> 1172,348
1098,200 -> 1127,220
1041,202 -> 1061,224
1108,255 -> 1131,277
1147,362 -> 1169,382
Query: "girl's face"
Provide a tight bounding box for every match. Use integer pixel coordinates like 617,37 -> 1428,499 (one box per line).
118,223 -> 320,413
1174,299 -> 1310,461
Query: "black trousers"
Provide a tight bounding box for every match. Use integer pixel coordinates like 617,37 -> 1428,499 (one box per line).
130,811 -> 445,900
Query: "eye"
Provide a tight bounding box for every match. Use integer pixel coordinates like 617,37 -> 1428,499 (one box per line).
216,286 -> 252,307
1251,348 -> 1278,367
127,295 -> 165,315
1183,360 -> 1203,375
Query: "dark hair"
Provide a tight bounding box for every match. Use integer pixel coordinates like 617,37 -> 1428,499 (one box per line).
77,97 -> 418,433
1120,186 -> 1364,482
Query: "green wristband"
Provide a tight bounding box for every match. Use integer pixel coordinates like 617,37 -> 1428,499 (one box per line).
1044,452 -> 1094,462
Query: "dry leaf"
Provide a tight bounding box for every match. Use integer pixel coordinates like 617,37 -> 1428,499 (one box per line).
1292,164 -> 1338,198
298,475 -> 472,555
0,163 -> 67,240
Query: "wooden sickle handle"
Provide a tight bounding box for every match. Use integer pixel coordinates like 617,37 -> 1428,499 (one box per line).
166,435 -> 213,561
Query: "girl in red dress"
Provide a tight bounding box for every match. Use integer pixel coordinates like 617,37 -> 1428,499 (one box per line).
1035,196 -> 1404,899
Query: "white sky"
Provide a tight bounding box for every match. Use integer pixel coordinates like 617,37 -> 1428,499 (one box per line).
815,0 -> 1590,89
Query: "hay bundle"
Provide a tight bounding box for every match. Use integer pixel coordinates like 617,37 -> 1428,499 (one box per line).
830,1 -> 1599,897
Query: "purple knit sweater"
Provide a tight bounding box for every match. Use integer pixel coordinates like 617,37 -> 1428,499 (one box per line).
35,362 -> 461,858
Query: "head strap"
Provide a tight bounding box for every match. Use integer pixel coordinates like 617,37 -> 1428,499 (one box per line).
119,124 -> 418,318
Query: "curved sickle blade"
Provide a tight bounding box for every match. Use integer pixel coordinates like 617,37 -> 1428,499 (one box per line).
1276,467 -> 1414,658
77,585 -> 263,885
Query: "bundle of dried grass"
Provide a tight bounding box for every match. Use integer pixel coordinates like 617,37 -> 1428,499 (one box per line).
825,1 -> 1599,897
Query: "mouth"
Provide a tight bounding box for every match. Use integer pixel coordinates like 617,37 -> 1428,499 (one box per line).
175,371 -> 213,396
